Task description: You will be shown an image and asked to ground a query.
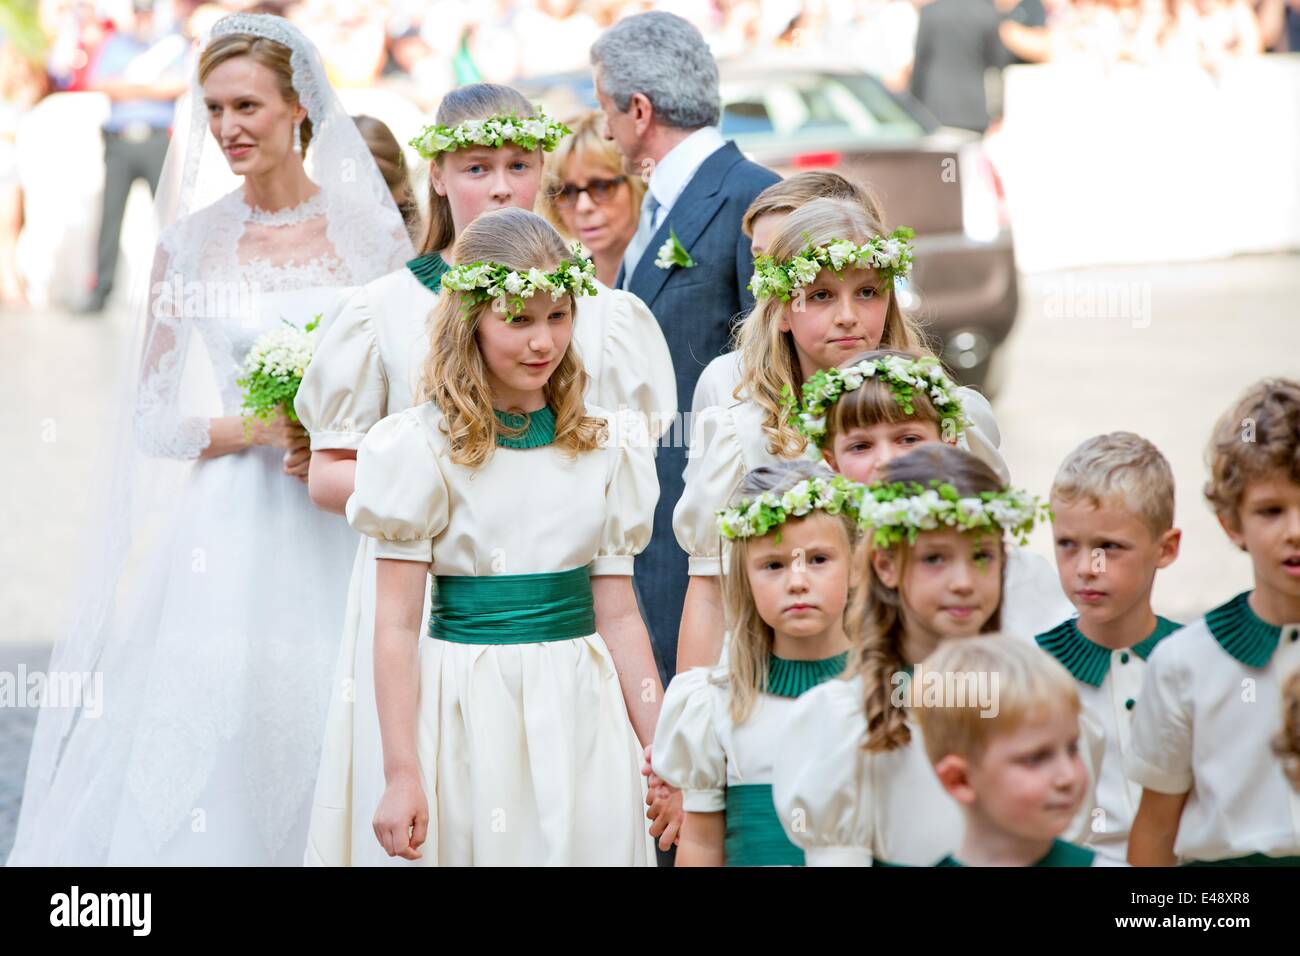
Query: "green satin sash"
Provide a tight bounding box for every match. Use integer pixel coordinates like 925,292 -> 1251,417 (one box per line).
428,567 -> 595,645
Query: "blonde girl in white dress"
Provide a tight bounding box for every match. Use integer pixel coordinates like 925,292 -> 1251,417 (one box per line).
345,208 -> 664,865
673,197 -> 924,672
772,444 -> 1095,865
653,460 -> 858,866
296,84 -> 674,865
800,349 -> 1073,641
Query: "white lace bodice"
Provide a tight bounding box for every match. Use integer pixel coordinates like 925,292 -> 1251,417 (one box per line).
134,189 -> 401,459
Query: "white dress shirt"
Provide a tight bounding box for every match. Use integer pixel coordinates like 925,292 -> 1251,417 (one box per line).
644,125 -> 727,228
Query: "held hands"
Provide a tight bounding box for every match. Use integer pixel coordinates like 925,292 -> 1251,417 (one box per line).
373,773 -> 429,861
642,744 -> 684,851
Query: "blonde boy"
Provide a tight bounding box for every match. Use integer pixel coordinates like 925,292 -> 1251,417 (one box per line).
1037,432 -> 1182,861
1126,379 -> 1300,866
915,636 -> 1110,866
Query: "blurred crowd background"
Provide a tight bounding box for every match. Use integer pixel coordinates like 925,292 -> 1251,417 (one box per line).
1,0 -> 1297,312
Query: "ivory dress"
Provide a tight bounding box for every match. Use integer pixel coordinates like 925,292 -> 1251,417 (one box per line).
296,256 -> 675,865
652,654 -> 847,866
338,399 -> 658,866
772,672 -> 1103,866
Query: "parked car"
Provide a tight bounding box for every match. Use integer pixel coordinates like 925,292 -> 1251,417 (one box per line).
518,56 -> 1018,394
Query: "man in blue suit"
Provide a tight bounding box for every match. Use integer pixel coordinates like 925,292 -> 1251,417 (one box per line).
592,12 -> 779,682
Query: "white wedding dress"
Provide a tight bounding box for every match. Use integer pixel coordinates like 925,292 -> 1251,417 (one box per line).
7,14 -> 413,866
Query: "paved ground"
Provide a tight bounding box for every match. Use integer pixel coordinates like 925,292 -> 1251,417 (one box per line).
2,252 -> 1297,862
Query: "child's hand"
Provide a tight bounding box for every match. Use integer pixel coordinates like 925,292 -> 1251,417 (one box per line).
647,787 -> 684,851
283,441 -> 311,483
373,774 -> 428,861
641,744 -> 670,801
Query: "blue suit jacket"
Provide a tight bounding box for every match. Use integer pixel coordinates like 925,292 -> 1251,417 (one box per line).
617,141 -> 779,678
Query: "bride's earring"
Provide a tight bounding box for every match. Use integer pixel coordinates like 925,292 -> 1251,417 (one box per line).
292,121 -> 302,155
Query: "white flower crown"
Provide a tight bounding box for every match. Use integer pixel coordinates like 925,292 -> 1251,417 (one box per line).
440,242 -> 598,320
717,474 -> 864,541
857,479 -> 1049,550
409,108 -> 571,159
749,227 -> 916,301
791,355 -> 970,447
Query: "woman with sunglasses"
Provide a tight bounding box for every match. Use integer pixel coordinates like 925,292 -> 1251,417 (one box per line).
541,110 -> 644,288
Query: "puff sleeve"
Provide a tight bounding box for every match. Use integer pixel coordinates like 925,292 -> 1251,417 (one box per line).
345,408 -> 448,563
1123,639 -> 1194,795
953,386 -> 1009,485
585,287 -> 678,441
772,678 -> 875,866
295,285 -> 389,451
673,405 -> 746,577
651,667 -> 728,812
690,353 -> 742,421
591,410 -> 659,576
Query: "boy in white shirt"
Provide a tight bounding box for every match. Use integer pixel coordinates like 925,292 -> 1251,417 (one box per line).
1036,432 -> 1182,862
1126,378 -> 1300,866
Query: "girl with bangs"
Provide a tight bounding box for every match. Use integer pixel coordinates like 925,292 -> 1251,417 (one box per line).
808,347 -> 1073,641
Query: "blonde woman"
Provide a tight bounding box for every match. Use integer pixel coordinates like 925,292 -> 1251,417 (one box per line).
297,83 -> 676,865
348,208 -> 663,865
540,109 -> 644,287
652,460 -> 858,866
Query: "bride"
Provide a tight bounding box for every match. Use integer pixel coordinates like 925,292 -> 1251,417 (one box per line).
7,13 -> 412,865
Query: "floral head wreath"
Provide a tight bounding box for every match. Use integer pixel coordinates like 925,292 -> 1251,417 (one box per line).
439,242 -> 598,320
717,474 -> 864,542
748,226 -> 916,301
409,108 -> 572,159
788,354 -> 970,448
857,479 -> 1049,551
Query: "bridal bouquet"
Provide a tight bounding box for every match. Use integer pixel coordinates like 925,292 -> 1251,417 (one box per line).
236,316 -> 320,439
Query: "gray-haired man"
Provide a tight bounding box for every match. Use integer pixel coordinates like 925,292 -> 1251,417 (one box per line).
592,11 -> 778,683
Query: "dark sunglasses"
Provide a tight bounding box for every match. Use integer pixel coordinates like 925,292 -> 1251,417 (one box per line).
550,176 -> 627,207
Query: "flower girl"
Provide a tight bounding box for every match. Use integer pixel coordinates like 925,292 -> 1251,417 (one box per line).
673,196 -> 921,670
345,208 -> 662,865
297,83 -> 674,865
772,444 -> 1079,865
653,460 -> 859,865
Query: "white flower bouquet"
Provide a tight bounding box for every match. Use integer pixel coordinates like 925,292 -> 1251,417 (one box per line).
235,316 -> 320,438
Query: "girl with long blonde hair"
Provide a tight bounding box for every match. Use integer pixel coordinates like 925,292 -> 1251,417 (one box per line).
771,444 -> 1091,866
672,196 -> 923,672
348,208 -> 666,865
652,460 -> 859,866
297,83 -> 674,865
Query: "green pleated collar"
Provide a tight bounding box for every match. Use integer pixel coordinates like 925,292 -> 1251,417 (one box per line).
1035,615 -> 1181,687
406,252 -> 450,293
494,406 -> 556,449
766,651 -> 848,699
1206,591 -> 1285,669
936,839 -> 1096,868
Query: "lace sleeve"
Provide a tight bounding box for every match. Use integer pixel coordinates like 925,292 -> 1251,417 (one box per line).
133,239 -> 214,460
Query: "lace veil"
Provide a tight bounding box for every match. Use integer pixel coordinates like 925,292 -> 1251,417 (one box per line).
9,13 -> 414,862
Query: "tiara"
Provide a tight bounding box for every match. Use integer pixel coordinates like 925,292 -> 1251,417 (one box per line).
749,227 -> 915,301
857,479 -> 1049,550
410,109 -> 571,159
789,355 -> 969,447
716,474 -> 864,541
440,242 -> 598,320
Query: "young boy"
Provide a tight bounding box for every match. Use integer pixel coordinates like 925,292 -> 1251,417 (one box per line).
914,636 -> 1114,866
1036,432 -> 1182,862
1126,378 -> 1300,866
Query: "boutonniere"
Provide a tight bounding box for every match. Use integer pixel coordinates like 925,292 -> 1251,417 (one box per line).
654,226 -> 697,270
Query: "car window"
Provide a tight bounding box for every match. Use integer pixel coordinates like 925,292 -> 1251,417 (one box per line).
720,72 -> 923,140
